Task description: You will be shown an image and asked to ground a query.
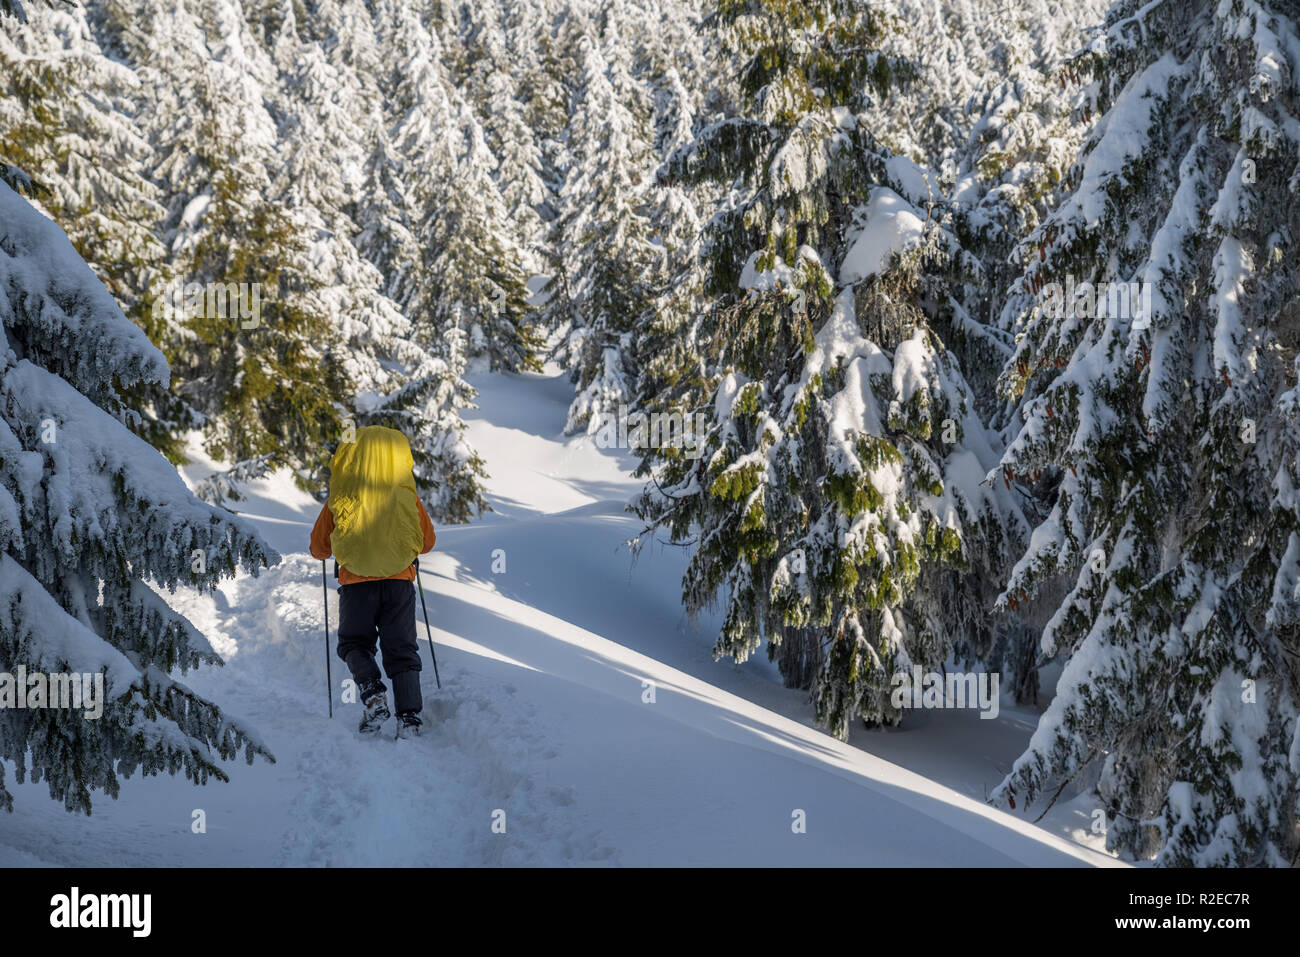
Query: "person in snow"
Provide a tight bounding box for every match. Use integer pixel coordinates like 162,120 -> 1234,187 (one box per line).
309,425 -> 437,737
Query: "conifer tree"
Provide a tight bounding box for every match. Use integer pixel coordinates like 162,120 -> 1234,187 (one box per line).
0,2 -> 192,459
382,3 -> 540,373
989,0 -> 1300,865
481,65 -> 550,272
543,35 -> 662,433
422,106 -> 543,373
635,0 -> 1026,737
0,177 -> 275,814
138,3 -> 350,490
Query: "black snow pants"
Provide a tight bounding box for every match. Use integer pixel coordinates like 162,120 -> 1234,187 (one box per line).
336,577 -> 422,714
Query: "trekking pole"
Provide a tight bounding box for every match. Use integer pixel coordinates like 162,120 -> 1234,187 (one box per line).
413,557 -> 441,689
321,559 -> 333,718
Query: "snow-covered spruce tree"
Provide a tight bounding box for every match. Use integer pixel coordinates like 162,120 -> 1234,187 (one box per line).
481,63 -> 550,273
257,0 -> 489,520
136,3 -> 350,490
633,0 -> 1026,737
803,0 -> 1110,699
361,321 -> 490,524
855,0 -> 1108,184
507,0 -> 576,214
655,66 -> 703,160
629,69 -> 720,436
354,118 -> 421,307
0,3 -> 163,330
542,34 -> 662,434
916,2 -> 1115,699
989,0 -> 1300,865
0,1 -> 196,461
0,178 -> 275,813
421,105 -> 543,373
630,21 -> 734,427
383,4 -> 539,373
272,35 -> 393,396
548,0 -> 722,436
457,1 -> 550,268
366,0 -> 446,300
918,0 -> 1105,426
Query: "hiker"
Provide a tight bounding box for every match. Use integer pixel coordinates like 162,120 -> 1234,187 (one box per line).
309,425 -> 436,738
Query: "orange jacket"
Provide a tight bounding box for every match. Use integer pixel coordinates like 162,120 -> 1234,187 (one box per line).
309,499 -> 436,585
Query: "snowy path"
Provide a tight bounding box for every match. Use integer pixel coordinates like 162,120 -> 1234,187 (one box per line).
0,369 -> 1122,866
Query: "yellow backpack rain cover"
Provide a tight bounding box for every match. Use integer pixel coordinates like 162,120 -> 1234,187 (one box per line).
328,425 -> 424,579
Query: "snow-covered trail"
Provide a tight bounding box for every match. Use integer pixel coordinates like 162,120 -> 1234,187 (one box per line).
0,369 -> 1122,866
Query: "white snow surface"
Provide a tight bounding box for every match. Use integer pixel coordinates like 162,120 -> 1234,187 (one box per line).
0,369 -> 1123,866
840,187 -> 927,284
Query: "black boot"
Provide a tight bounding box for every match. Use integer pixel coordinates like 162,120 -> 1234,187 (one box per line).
396,711 -> 422,739
358,680 -> 390,736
